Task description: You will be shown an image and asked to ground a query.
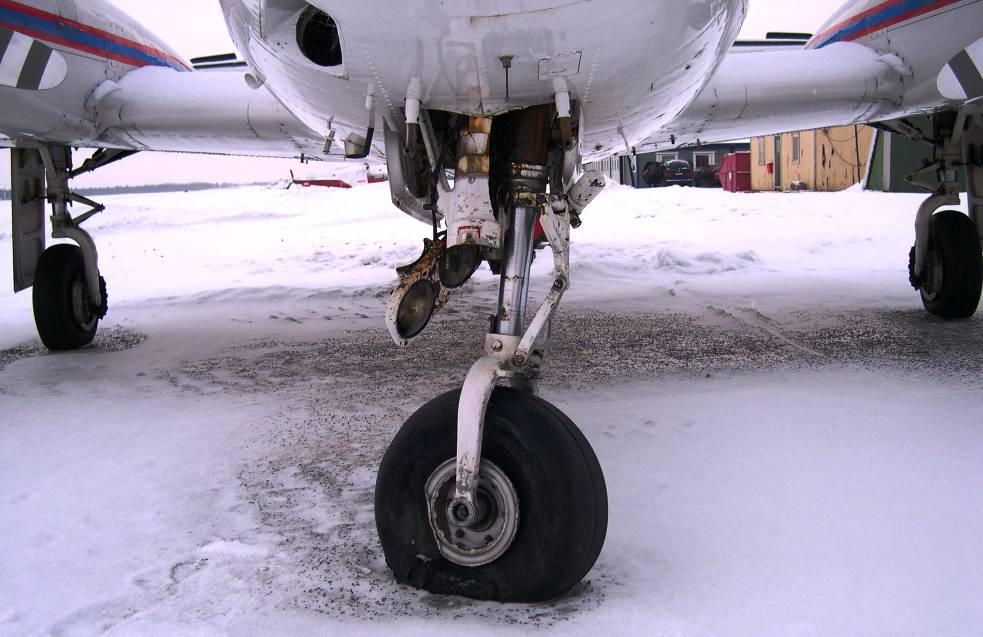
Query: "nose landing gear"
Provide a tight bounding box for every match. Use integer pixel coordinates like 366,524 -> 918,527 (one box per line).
375,106 -> 608,601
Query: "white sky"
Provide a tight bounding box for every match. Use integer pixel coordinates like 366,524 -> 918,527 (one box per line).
2,1 -> 842,188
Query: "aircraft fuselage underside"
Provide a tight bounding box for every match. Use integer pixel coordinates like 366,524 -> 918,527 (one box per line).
220,0 -> 747,162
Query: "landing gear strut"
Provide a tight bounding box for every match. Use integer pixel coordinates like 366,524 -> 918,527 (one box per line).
376,105 -> 608,601
907,110 -> 983,318
10,146 -> 115,349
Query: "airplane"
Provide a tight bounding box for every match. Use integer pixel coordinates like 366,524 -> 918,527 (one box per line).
1,0 -> 982,604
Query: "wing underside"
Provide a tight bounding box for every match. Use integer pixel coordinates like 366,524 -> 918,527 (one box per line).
651,42 -> 912,148
92,67 -> 328,160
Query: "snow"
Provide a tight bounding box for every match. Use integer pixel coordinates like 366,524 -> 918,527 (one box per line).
1,181 -> 982,636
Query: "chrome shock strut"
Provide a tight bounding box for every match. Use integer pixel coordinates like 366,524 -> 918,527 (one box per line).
449,106 -> 560,526
495,204 -> 538,339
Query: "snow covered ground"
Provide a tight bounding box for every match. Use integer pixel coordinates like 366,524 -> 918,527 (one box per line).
1,182 -> 982,636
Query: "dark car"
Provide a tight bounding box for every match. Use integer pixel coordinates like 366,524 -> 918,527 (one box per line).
663,159 -> 694,186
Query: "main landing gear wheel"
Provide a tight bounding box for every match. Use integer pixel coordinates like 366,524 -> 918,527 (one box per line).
375,387 -> 607,603
910,210 -> 983,319
32,244 -> 108,351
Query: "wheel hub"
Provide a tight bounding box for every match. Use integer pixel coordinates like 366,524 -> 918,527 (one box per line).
922,246 -> 944,302
425,459 -> 519,567
70,277 -> 98,331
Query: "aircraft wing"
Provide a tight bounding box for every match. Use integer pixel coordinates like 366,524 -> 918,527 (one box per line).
89,67 -> 331,160
650,41 -> 912,148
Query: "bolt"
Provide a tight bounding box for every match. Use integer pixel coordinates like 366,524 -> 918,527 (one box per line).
490,340 -> 504,352
553,278 -> 565,290
453,504 -> 470,522
512,353 -> 527,366
455,529 -> 466,539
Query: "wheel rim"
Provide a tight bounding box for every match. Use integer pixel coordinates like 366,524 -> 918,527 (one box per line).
922,246 -> 944,302
70,276 -> 98,332
425,459 -> 519,568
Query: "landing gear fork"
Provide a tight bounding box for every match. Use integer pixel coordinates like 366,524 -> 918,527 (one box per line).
451,195 -> 571,525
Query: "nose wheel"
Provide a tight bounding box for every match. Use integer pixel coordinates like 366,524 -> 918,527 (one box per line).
374,387 -> 607,603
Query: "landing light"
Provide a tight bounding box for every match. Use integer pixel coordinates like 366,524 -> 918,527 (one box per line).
394,279 -> 437,340
441,245 -> 481,289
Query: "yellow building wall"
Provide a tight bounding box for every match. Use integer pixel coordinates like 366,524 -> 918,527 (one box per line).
781,131 -> 815,188
750,126 -> 875,192
813,126 -> 874,192
750,136 -> 774,191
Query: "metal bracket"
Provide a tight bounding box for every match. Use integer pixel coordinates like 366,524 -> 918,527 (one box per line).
451,204 -> 572,524
419,109 -> 452,194
10,148 -> 46,293
71,148 -> 138,178
913,192 -> 961,282
344,85 -> 376,159
964,115 -> 983,247
910,112 -> 967,282
870,119 -> 933,146
516,201 -> 570,363
383,121 -> 433,224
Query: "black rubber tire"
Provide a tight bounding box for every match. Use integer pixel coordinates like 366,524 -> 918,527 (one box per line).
375,387 -> 607,603
917,210 -> 983,319
32,244 -> 103,350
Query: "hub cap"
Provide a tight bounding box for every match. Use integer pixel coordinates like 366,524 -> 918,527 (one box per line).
922,247 -> 944,302
71,276 -> 97,331
425,459 -> 519,567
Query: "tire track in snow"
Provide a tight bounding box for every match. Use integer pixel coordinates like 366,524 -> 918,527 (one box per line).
706,305 -> 829,361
